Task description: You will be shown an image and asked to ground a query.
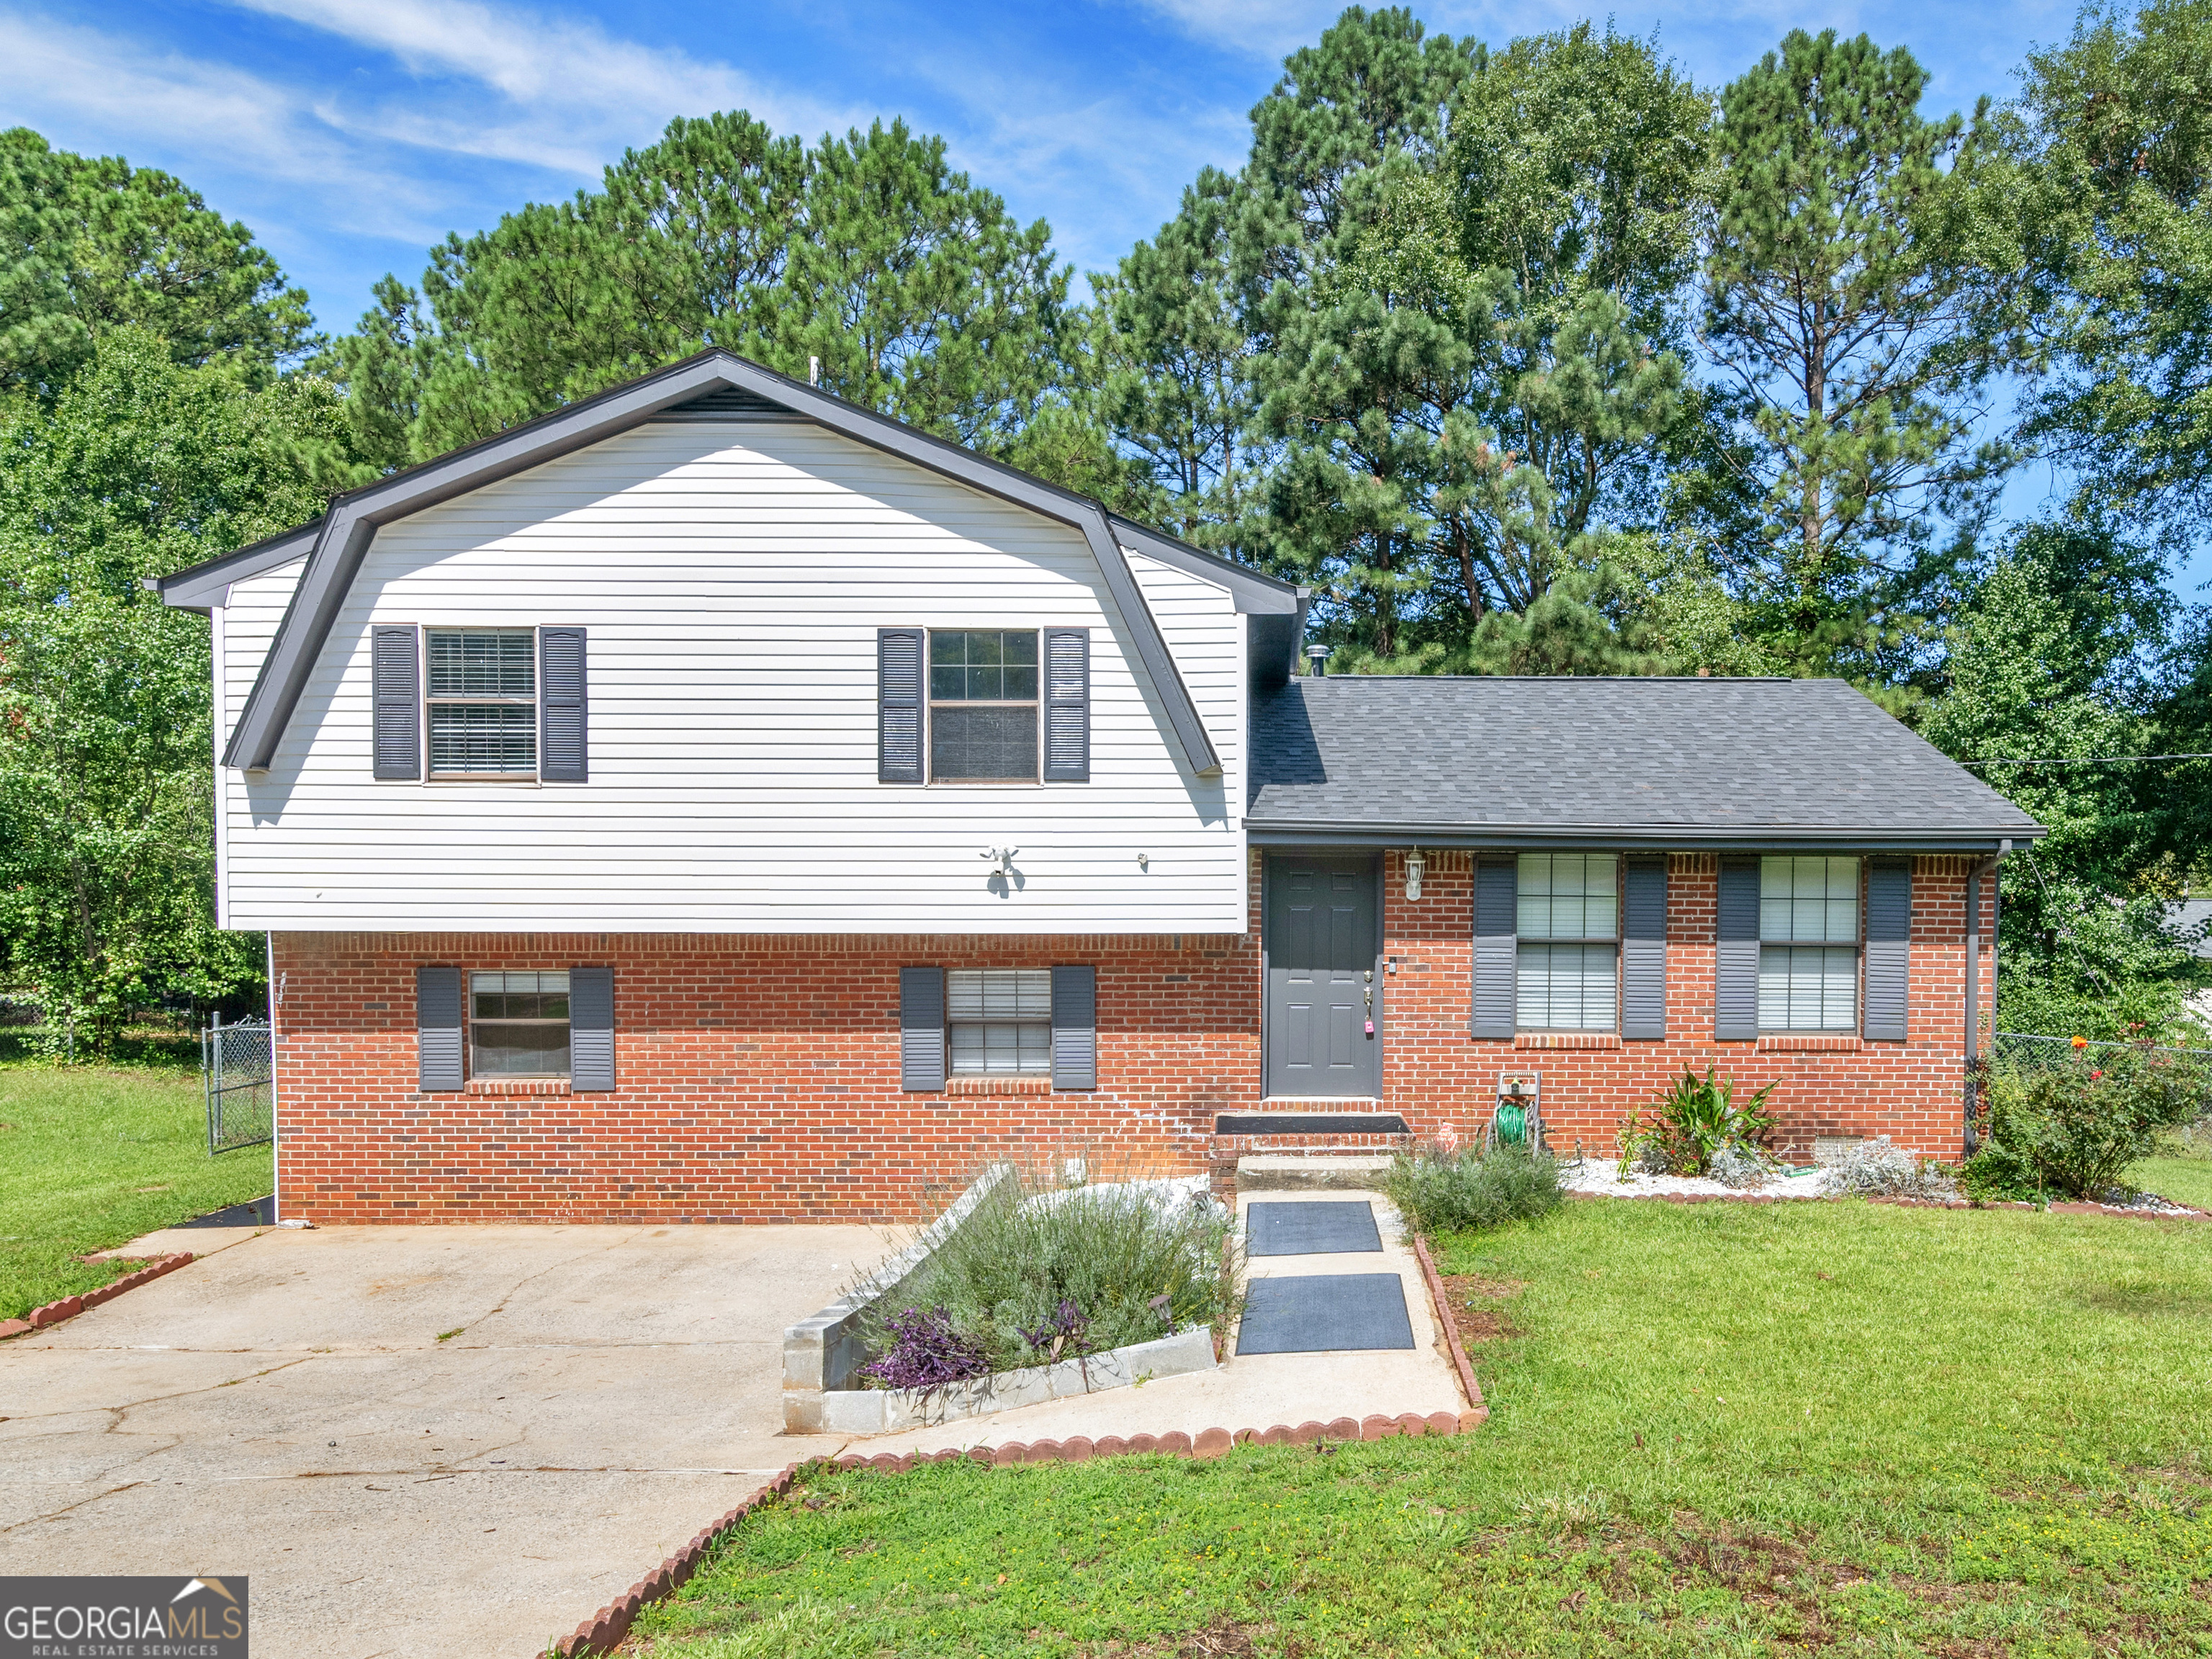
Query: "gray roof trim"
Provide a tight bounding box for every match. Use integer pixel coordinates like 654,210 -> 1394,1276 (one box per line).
152,519 -> 324,612
1105,516 -> 1300,613
212,351 -> 1220,776
1246,823 -> 2042,852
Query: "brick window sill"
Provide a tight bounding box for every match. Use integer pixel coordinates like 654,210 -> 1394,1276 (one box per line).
1757,1034 -> 1862,1053
945,1075 -> 1055,1096
1515,1032 -> 1620,1049
467,1077 -> 572,1097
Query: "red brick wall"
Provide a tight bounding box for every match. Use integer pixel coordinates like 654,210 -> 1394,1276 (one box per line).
269,852 -> 1993,1222
1377,850 -> 1993,1162
270,931 -> 1259,1224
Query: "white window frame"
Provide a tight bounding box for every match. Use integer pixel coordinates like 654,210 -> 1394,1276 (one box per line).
946,968 -> 1052,1075
1758,855 -> 1862,1032
468,968 -> 572,1079
926,628 -> 1041,786
1514,853 -> 1620,1032
424,626 -> 541,783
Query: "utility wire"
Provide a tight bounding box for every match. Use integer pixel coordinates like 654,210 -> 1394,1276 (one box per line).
1960,751 -> 2212,768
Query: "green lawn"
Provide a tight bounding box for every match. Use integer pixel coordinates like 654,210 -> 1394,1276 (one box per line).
0,1064 -> 274,1321
2136,1131 -> 2212,1212
632,1197 -> 2212,1658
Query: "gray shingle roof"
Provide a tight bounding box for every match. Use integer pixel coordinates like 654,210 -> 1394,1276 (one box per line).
1246,677 -> 2043,849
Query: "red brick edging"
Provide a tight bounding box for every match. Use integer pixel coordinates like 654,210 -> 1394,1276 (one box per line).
1410,1235 -> 1489,1426
549,1411 -> 1484,1658
1561,1190 -> 2209,1219
0,1253 -> 197,1339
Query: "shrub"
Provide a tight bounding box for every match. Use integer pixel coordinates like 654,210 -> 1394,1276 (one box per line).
1382,1140 -> 1565,1235
855,1161 -> 1241,1380
1822,1136 -> 1959,1200
1622,1066 -> 1777,1177
1707,1140 -> 1784,1190
1963,1044 -> 2208,1200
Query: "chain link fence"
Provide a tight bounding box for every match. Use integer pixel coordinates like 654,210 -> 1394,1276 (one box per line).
202,1015 -> 274,1154
1989,1030 -> 2211,1079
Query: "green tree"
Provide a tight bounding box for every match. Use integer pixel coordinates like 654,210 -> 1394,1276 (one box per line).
2005,0 -> 2212,537
0,332 -> 343,1049
1921,519 -> 2195,1038
336,114 -> 1074,467
0,127 -> 315,400
1700,30 -> 2006,682
1241,14 -> 1724,673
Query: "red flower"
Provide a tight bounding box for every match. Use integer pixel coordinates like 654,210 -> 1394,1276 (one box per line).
2090,1069 -> 2104,1081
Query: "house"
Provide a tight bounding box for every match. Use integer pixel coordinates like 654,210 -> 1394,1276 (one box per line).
157,350 -> 2044,1223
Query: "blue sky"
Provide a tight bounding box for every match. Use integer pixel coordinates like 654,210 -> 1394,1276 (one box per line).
6,0 -> 2161,580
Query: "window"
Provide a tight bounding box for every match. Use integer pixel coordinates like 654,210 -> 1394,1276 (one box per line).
470,970 -> 570,1076
1758,856 -> 1859,1030
1516,853 -> 1618,1029
428,629 -> 536,777
947,968 -> 1051,1074
930,630 -> 1038,782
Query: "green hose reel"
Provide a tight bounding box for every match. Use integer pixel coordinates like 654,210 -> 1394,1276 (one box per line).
1492,1099 -> 1529,1146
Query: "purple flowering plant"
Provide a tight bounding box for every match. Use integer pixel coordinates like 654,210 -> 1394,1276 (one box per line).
856,1305 -> 989,1391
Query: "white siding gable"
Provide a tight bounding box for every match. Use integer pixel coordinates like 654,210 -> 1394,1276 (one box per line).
217,421 -> 1246,932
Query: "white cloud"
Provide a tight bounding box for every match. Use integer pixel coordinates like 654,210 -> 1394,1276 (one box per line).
228,0 -> 858,172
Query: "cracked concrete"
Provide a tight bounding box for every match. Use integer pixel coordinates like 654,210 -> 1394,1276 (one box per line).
0,1223 -> 891,1658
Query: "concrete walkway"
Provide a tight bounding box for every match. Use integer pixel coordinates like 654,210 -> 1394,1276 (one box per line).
881,1190 -> 1466,1455
1,1223 -> 890,1659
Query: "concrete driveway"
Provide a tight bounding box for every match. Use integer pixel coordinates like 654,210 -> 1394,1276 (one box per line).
0,1223 -> 891,1659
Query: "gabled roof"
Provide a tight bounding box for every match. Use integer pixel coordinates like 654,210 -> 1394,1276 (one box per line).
162,350 -> 1300,777
1247,676 -> 2044,851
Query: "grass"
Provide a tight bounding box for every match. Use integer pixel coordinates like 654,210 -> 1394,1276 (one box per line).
629,1197 -> 2212,1657
2134,1128 -> 2212,1212
0,1063 -> 274,1321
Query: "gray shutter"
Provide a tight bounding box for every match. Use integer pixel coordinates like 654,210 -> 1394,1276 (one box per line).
373,624 -> 421,781
1862,858 -> 1911,1041
1043,628 -> 1090,783
539,627 -> 588,782
1622,855 -> 1668,1039
416,965 -> 462,1092
1716,857 -> 1760,1040
570,966 -> 614,1089
878,629 -> 924,784
899,966 -> 945,1092
1051,965 -> 1097,1090
1472,856 -> 1517,1040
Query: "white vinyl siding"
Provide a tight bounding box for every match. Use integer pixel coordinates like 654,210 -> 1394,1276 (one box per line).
1758,856 -> 1860,1030
212,423 -> 1245,931
1516,853 -> 1618,1030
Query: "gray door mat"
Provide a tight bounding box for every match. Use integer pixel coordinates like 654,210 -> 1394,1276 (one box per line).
1235,1273 -> 1415,1354
1246,1200 -> 1382,1256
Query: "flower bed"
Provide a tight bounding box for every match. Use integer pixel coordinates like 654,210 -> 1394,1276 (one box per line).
783,1163 -> 1243,1434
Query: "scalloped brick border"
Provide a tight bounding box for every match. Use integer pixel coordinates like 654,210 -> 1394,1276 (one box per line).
547,1410 -> 1485,1658
0,1253 -> 195,1339
1562,1190 -> 2208,1219
1409,1234 -> 1489,1426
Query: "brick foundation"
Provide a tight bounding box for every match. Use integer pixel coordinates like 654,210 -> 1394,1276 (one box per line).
269,852 -> 1991,1223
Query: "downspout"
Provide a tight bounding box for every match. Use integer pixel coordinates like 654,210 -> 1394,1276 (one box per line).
1963,848 -> 2007,1155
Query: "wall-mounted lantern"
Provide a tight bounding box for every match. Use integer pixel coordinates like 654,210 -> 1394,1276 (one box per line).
1404,847 -> 1425,901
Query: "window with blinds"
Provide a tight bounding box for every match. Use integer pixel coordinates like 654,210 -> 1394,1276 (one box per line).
470,969 -> 570,1076
929,630 -> 1038,782
428,629 -> 537,776
1516,853 -> 1619,1030
947,968 -> 1051,1074
1758,855 -> 1860,1030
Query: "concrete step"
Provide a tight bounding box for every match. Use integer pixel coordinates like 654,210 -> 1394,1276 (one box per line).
1233,1151 -> 1398,1192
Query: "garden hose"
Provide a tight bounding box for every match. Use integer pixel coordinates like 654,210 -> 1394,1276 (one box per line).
1494,1100 -> 1528,1146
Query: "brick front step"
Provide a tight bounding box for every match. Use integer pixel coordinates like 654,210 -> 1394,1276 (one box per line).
1208,1124 -> 1415,1201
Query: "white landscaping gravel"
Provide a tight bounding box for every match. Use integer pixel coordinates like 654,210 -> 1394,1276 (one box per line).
1560,1156 -> 1830,1200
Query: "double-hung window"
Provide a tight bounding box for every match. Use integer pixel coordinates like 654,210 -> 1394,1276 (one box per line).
947,968 -> 1051,1075
428,629 -> 537,778
470,970 -> 570,1077
930,630 -> 1038,782
1516,853 -> 1619,1029
1758,856 -> 1860,1030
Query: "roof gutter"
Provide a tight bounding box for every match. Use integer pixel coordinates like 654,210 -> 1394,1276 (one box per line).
215,352 -> 1221,778
1244,823 -> 2044,853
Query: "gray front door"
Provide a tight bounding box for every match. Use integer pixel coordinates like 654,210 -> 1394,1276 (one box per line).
1264,853 -> 1381,1098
